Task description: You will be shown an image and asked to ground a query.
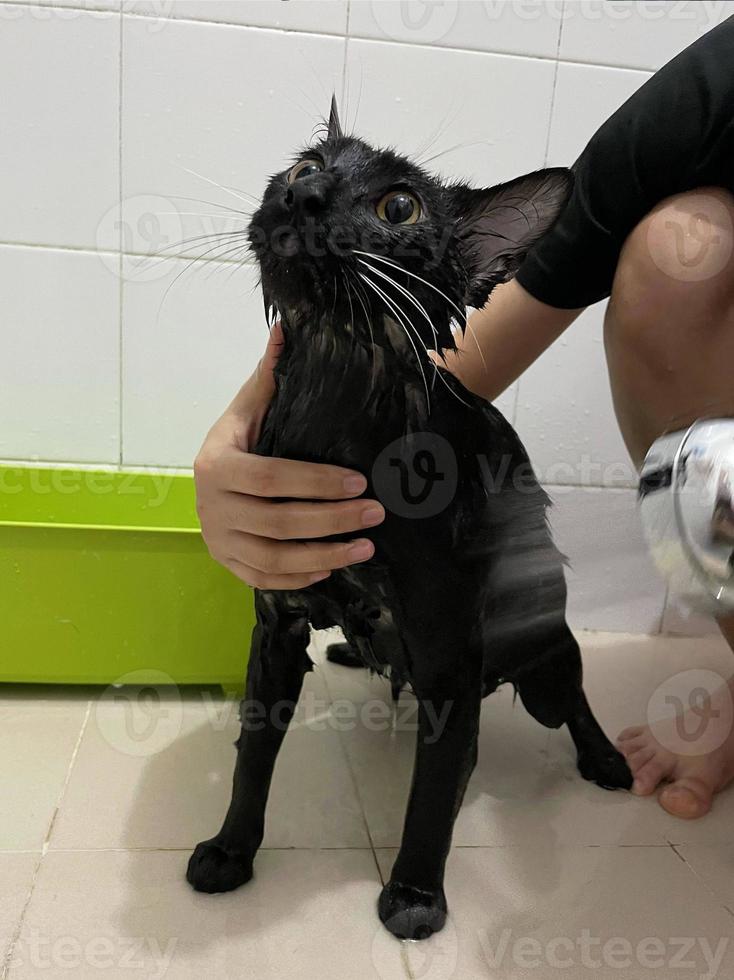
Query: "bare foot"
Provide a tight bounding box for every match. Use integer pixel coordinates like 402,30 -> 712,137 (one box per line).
617,674 -> 734,819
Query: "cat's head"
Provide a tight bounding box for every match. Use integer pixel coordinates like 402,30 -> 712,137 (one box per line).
249,97 -> 571,353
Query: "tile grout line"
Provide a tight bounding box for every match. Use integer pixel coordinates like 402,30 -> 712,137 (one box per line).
511,4 -> 566,433
0,239 -> 256,266
340,0 -> 350,111
669,843 -> 734,920
319,668 -> 387,890
118,9 -> 657,75
42,700 -> 93,853
1,0 -> 118,12
1,700 -> 92,979
0,841 -> 682,853
542,0 -> 564,168
1,3 -> 658,72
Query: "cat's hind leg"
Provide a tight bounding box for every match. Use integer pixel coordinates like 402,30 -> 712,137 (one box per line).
187,593 -> 311,893
515,625 -> 632,790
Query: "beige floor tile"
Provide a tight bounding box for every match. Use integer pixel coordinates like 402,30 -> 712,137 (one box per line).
323,631 -> 734,847
0,700 -> 89,850
578,630 -> 733,736
49,670 -> 369,850
8,848 -> 405,980
581,631 -> 734,846
376,846 -> 734,980
675,845 -> 734,912
333,679 -> 669,848
1,852 -> 40,966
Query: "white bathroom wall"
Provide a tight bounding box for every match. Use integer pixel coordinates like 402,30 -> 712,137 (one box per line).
2,0 -> 733,633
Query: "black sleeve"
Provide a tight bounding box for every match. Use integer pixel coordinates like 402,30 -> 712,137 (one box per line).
516,15 -> 734,309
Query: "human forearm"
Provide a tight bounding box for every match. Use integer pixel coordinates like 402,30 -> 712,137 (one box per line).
433,278 -> 584,402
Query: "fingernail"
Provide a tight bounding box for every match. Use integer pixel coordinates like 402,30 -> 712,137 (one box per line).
347,539 -> 374,562
361,506 -> 384,527
343,475 -> 367,495
309,571 -> 330,584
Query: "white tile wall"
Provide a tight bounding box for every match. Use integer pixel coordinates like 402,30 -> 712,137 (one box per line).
547,486 -> 667,633
348,0 -> 561,58
121,256 -> 264,467
514,302 -> 637,489
2,0 -> 729,634
122,17 -> 346,253
559,0 -> 734,71
0,5 -> 120,248
345,39 -> 556,185
125,0 -> 348,33
546,60 -> 652,166
0,244 -> 119,463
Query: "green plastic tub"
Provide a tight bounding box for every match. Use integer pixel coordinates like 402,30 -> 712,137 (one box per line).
0,465 -> 254,690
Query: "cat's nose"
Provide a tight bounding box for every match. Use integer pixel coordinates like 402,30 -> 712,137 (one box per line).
285,175 -> 331,219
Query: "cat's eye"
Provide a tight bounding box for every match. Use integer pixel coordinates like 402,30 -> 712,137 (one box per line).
287,159 -> 324,183
376,190 -> 421,225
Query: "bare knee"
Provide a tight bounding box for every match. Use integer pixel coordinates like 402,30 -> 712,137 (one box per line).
604,188 -> 734,464
610,187 -> 734,331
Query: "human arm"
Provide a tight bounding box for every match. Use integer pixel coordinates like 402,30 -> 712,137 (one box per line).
194,323 -> 384,590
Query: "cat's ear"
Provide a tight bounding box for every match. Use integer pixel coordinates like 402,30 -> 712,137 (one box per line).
327,94 -> 344,140
452,168 -> 572,306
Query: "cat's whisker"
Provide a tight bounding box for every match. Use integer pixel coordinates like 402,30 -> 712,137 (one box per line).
166,194 -> 252,218
146,230 -> 248,261
459,315 -> 489,375
358,271 -> 431,415
139,235 -> 250,277
357,259 -> 441,398
354,71 -> 364,137
201,244 -> 252,280
347,269 -> 376,347
341,269 -> 355,330
356,258 -> 439,348
359,264 -> 471,409
154,238 -> 252,320
151,212 -> 245,219
331,274 -> 339,321
413,100 -> 461,163
418,139 -> 492,167
352,250 -> 467,327
345,268 -> 378,392
358,252 -> 489,384
179,165 -> 261,208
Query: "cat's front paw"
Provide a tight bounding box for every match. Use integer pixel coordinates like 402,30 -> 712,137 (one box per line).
186,838 -> 253,894
378,880 -> 447,940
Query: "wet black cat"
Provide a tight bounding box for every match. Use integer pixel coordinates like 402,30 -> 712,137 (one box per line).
187,98 -> 632,940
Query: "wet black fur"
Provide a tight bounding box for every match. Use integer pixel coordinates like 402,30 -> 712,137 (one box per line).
187,99 -> 632,939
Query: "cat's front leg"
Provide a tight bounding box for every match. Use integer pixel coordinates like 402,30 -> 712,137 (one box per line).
379,662 -> 482,940
186,596 -> 311,894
